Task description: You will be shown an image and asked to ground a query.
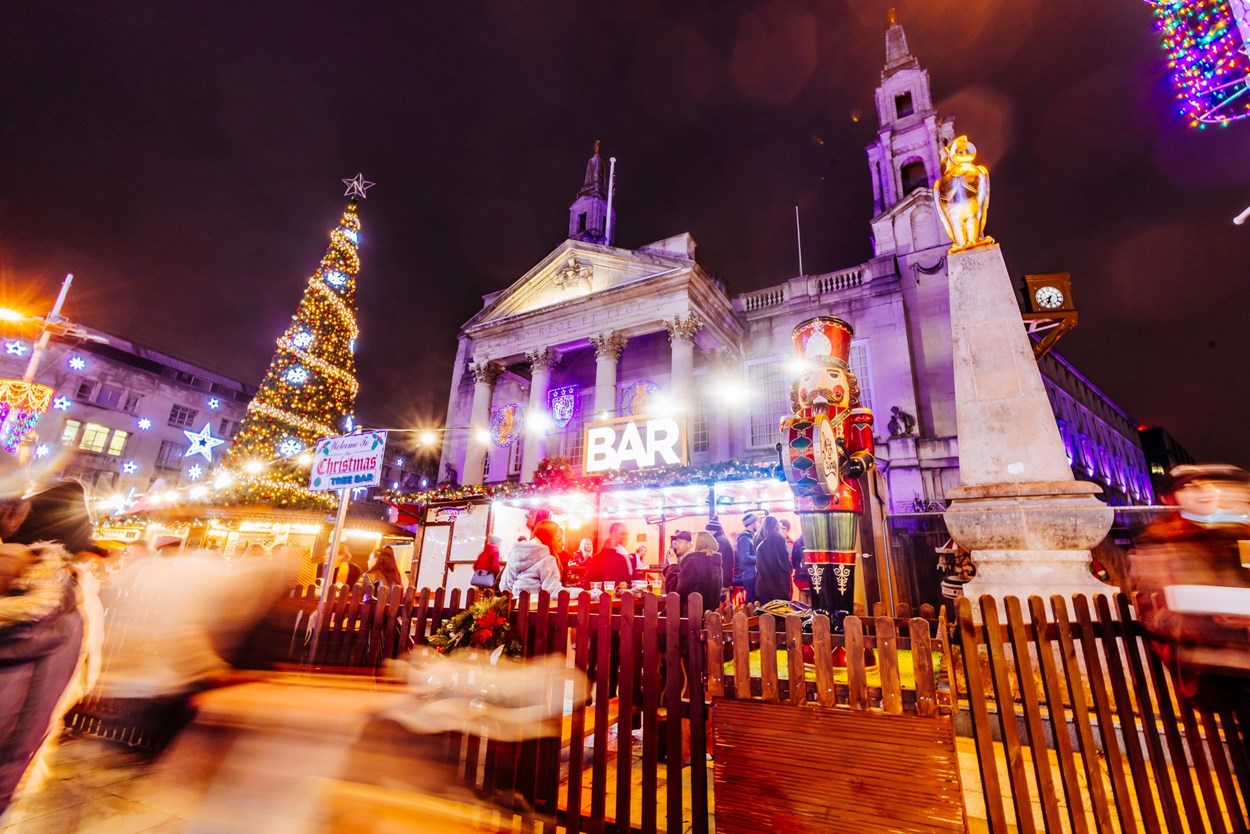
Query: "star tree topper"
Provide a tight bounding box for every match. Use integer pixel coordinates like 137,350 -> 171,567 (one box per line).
184,422 -> 226,462
342,173 -> 375,200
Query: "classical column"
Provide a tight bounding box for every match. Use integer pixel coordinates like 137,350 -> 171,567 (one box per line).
521,347 -> 559,482
664,312 -> 703,415
589,331 -> 627,418
461,360 -> 501,485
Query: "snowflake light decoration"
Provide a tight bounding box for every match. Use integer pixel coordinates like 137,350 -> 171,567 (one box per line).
292,330 -> 314,349
343,414 -> 355,432
34,443 -> 50,458
4,341 -> 26,357
208,397 -> 220,409
187,464 -> 204,481
277,438 -> 303,457
52,396 -> 71,411
67,356 -> 87,371
324,270 -> 347,287
137,417 -> 152,430
285,367 -> 309,384
122,460 -> 138,474
349,338 -> 356,355
183,422 -> 226,462
344,229 -> 359,243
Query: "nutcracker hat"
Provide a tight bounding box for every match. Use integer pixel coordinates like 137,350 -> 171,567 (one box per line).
791,316 -> 855,370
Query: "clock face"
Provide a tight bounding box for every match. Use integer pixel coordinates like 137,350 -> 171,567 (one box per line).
1034,285 -> 1065,310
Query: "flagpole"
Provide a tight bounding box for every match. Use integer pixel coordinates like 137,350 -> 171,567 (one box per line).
605,156 -> 618,245
795,206 -> 805,277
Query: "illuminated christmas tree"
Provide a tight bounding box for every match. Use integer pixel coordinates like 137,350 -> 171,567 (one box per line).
219,175 -> 373,507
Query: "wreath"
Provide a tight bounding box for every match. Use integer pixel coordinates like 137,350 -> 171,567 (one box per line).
428,595 -> 522,657
533,456 -> 574,488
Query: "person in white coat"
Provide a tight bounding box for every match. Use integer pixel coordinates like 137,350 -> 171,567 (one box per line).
499,520 -> 564,597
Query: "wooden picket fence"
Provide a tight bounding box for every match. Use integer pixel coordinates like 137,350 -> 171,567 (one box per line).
954,593 -> 1250,834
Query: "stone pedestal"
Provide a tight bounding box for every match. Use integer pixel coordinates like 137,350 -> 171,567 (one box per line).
942,245 -> 1111,607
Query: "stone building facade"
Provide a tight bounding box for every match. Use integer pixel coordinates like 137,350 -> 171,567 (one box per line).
439,17 -> 1153,512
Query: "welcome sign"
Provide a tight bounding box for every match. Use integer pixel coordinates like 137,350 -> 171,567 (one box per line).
583,415 -> 687,474
309,430 -> 388,492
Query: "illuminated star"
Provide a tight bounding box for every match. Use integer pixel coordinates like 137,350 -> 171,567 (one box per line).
4,341 -> 26,356
122,460 -> 138,474
52,396 -> 71,411
183,422 -> 226,462
208,397 -> 220,409
137,417 -> 152,430
342,173 -> 375,200
187,464 -> 204,481
67,355 -> 87,371
34,443 -> 50,458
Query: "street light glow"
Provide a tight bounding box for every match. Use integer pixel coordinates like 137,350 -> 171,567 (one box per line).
420,430 -> 437,446
0,308 -> 25,323
475,428 -> 492,444
244,460 -> 265,474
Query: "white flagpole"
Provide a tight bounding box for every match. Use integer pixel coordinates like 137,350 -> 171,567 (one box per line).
605,156 -> 618,245
795,206 -> 805,276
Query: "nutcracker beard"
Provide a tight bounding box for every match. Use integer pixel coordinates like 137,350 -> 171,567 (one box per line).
799,512 -> 858,613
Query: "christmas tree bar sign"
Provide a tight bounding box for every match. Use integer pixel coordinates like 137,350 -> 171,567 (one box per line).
309,430 -> 388,491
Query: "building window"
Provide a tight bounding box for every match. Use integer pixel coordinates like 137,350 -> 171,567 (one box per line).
848,341 -> 875,414
75,380 -> 96,401
79,423 -> 111,453
560,390 -> 593,471
895,91 -> 914,118
577,212 -> 587,233
123,391 -> 142,413
509,436 -> 524,476
900,160 -> 928,195
157,440 -> 187,467
482,449 -> 492,480
219,418 -> 240,439
96,384 -> 125,409
107,429 -> 129,457
691,372 -> 710,455
60,419 -> 82,446
746,358 -> 787,449
168,405 -> 198,428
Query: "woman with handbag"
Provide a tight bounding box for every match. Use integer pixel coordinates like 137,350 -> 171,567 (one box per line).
471,535 -> 502,591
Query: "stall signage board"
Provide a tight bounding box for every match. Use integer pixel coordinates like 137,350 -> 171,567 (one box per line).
309,431 -> 388,492
583,415 -> 687,474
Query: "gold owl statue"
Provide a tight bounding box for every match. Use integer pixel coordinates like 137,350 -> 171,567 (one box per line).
934,135 -> 994,253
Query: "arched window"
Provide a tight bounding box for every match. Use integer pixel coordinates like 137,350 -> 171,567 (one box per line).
900,159 -> 928,195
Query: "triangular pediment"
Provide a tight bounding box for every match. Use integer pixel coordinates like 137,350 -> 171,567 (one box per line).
464,240 -> 693,330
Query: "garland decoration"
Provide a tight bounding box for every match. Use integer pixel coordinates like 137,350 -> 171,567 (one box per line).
428,595 -> 521,657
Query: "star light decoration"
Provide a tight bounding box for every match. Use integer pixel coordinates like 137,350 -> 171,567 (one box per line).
137,417 -> 152,430
4,341 -> 26,357
183,422 -> 226,462
67,355 -> 87,371
208,397 -> 220,409
187,464 -> 204,481
342,173 -> 375,200
122,460 -> 138,474
52,396 -> 71,411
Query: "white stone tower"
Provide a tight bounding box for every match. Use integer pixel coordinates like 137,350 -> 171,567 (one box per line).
569,140 -> 609,243
866,10 -> 955,256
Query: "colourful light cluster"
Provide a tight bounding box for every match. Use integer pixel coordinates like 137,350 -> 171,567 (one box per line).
219,200 -> 363,509
1149,0 -> 1250,127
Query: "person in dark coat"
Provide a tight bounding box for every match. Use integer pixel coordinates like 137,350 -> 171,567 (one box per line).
666,532 -> 725,620
316,543 -> 362,585
734,513 -> 761,603
791,535 -> 809,603
754,515 -> 794,603
706,516 -> 734,596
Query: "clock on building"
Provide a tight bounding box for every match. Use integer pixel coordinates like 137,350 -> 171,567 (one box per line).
1024,273 -> 1074,314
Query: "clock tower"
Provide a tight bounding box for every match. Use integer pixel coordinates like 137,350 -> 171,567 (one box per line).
866,10 -> 956,257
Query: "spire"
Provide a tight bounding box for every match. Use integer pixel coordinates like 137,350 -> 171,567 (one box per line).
569,140 -> 609,242
579,139 -> 606,199
883,9 -> 918,75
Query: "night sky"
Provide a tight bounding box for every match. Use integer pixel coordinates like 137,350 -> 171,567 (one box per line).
3,1 -> 1247,467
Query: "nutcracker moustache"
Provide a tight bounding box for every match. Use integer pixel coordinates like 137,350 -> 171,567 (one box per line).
780,316 -> 875,613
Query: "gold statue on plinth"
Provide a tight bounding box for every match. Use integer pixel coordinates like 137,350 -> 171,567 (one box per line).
934,135 -> 994,253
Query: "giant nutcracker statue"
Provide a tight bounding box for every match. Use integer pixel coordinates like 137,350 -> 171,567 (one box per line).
780,316 -> 875,613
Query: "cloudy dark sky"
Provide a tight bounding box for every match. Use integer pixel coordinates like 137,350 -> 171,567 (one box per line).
2,1 -> 1247,465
